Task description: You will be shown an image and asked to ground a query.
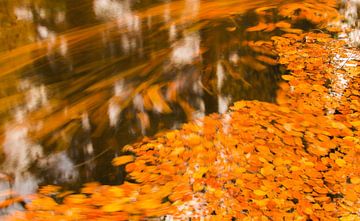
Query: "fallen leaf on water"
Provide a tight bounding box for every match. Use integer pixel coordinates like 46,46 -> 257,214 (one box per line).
112,155 -> 135,166
246,22 -> 268,32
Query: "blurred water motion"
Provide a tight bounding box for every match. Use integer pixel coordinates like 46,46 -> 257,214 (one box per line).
0,0 -> 317,210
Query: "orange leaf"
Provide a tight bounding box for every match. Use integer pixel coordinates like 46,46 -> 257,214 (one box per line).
246,22 -> 268,32
112,155 -> 135,166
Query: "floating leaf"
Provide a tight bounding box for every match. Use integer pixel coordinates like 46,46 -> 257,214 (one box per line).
246,22 -> 268,32
112,155 -> 135,166
254,189 -> 267,196
335,158 -> 346,167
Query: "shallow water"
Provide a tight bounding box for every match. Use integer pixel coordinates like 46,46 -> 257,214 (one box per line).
0,0 -> 356,210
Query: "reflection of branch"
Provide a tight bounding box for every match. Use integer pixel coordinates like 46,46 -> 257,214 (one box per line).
73,146 -> 113,168
229,16 -> 242,31
310,29 -> 324,33
199,80 -> 214,95
336,53 -> 353,71
221,60 -> 252,88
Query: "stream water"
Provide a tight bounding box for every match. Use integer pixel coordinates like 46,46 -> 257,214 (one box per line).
0,0 -> 359,214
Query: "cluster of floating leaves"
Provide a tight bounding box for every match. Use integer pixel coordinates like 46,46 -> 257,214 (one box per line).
6,34 -> 360,220
4,1 -> 360,221
274,33 -> 360,122
0,0 -> 341,154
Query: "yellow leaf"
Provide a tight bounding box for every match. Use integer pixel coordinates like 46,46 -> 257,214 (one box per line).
256,55 -> 277,66
278,106 -> 291,113
290,166 -> 301,171
193,167 -> 208,179
255,199 -> 269,207
39,185 -> 61,195
281,75 -> 295,81
234,167 -> 246,174
137,199 -> 160,210
304,207 -> 313,215
170,147 -> 185,156
351,177 -> 360,184
246,22 -> 268,32
64,194 -> 87,205
109,187 -> 124,197
340,215 -> 360,221
102,202 -> 124,212
112,155 -> 135,166
281,28 -> 303,34
254,189 -> 267,196
231,101 -> 247,110
256,145 -> 270,153
350,121 -> 360,127
304,161 -> 314,167
275,21 -> 291,29
335,158 -> 346,167
226,27 -> 237,32
193,182 -> 204,192
261,165 -> 274,176
166,131 -> 176,140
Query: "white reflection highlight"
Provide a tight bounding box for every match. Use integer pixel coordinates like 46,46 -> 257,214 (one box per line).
3,126 -> 43,173
218,95 -> 230,114
13,173 -> 38,198
2,125 -> 79,198
86,142 -> 94,155
26,85 -> 48,112
41,152 -> 78,182
133,94 -> 144,111
183,0 -> 200,19
216,62 -> 230,114
216,62 -> 225,90
59,37 -> 68,56
163,1 -> 171,22
114,80 -> 127,97
1,77 -> 79,202
349,29 -> 360,46
55,12 -> 66,24
39,9 -> 46,20
94,0 -> 142,54
1,124 -> 42,205
330,51 -> 358,100
345,0 -> 360,46
108,100 -> 121,127
82,112 -> 91,131
169,23 -> 177,41
93,0 -> 140,32
171,33 -> 200,65
325,0 -> 360,113
339,0 -> 360,46
192,97 -> 205,121
107,80 -> 132,127
230,52 -> 240,64
94,0 -> 122,19
37,25 -> 49,39
14,7 -> 33,21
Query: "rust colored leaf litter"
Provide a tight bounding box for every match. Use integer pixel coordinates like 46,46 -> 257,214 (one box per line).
6,9 -> 360,221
